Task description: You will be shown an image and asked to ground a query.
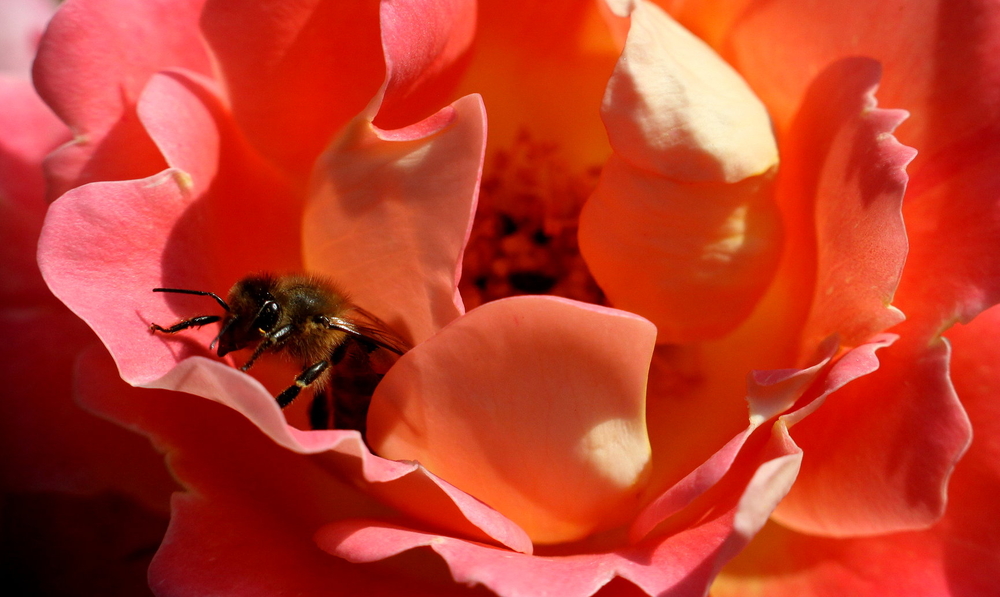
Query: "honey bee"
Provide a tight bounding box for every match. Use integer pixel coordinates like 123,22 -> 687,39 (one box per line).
149,273 -> 410,434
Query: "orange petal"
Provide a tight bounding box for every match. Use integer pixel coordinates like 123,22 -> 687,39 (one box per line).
368,296 -> 655,543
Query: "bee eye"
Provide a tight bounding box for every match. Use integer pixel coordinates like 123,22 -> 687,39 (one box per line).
254,300 -> 280,333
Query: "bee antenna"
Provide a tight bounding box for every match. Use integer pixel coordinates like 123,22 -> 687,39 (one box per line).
153,287 -> 231,312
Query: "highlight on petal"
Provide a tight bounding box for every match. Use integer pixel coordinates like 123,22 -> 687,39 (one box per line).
303,94 -> 487,345
580,154 -> 782,343
602,0 -> 777,183
793,57 -> 913,356
319,419 -> 802,597
581,0 -> 782,344
368,296 -> 656,544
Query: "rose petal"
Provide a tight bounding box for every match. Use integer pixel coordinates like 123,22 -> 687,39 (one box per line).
459,0 -> 620,169
602,0 -> 777,183
201,0 -> 475,179
580,1 -> 782,344
38,70 -> 300,386
72,348 -> 469,596
631,335 -> 883,544
725,0 -> 1000,334
716,304 -> 1000,597
320,420 -> 801,597
579,154 -> 782,343
32,0 -> 210,199
790,57 -> 913,355
773,331 -> 971,536
370,0 -> 476,129
368,296 -> 654,544
303,94 -> 486,345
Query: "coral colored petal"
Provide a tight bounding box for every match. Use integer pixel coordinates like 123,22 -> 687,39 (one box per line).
199,0 -> 384,177
320,421 -> 801,597
774,330 -> 971,536
717,305 -> 1000,597
726,0 -> 1000,334
371,0 -> 476,129
580,154 -> 782,343
303,95 -> 486,345
38,69 -> 302,376
73,351 -> 467,596
631,335 -> 875,545
791,58 -> 912,354
32,0 -> 210,198
602,1 -> 777,183
368,296 -> 654,544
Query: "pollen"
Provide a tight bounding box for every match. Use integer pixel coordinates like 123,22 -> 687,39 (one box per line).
460,131 -> 606,308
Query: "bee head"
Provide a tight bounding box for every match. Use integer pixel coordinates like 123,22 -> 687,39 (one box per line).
215,275 -> 282,357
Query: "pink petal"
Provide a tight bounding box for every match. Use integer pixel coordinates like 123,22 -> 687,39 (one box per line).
371,0 -> 476,129
303,94 -> 486,345
0,0 -> 56,78
38,71 -> 300,386
199,0 -> 382,176
0,77 -> 68,302
791,58 -> 913,355
33,0 -> 211,198
367,296 -> 655,544
631,335 -> 881,544
0,80 -> 173,506
74,349 -> 470,596
320,421 -> 802,597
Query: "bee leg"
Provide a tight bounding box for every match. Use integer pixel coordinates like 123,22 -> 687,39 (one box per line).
308,389 -> 333,430
240,324 -> 294,372
276,360 -> 329,408
149,315 -> 221,334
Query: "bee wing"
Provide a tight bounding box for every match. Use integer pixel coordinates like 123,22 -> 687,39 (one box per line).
323,307 -> 411,355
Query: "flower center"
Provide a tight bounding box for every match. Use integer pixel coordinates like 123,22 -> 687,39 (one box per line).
460,131 -> 606,309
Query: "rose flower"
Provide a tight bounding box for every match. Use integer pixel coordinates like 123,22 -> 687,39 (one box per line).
16,0 -> 998,596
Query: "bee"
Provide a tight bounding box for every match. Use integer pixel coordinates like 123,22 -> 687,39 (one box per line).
149,273 -> 410,434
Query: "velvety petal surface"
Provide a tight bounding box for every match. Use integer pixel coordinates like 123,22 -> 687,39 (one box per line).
371,0 -> 476,129
715,305 -> 1000,597
73,347 -> 478,597
580,0 -> 781,344
368,296 -> 655,544
774,333 -> 971,536
32,0 -> 210,198
321,420 -> 801,597
303,94 -> 486,345
722,0 -> 1000,337
793,58 -> 912,354
38,71 -> 300,386
756,57 -> 971,536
